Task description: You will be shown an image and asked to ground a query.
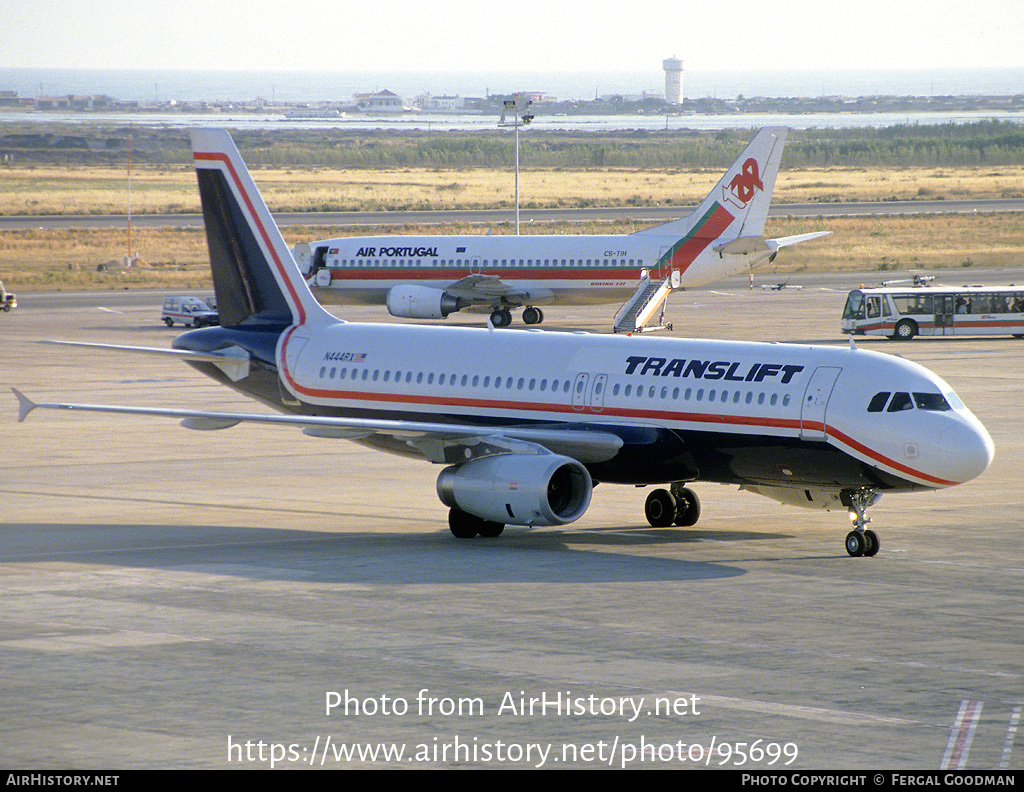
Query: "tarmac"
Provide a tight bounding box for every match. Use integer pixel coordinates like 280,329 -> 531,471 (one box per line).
1,270 -> 1021,769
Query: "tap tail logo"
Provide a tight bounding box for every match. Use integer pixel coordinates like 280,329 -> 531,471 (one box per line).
722,157 -> 764,209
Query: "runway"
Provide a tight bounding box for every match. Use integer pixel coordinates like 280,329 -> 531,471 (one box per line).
1,275 -> 1021,769
2,198 -> 1023,231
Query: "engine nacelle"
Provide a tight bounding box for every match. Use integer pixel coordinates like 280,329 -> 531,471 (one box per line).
387,285 -> 464,319
436,453 -> 593,527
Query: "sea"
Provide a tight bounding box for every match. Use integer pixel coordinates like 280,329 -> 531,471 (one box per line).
4,66 -> 1023,104
2,67 -> 1023,132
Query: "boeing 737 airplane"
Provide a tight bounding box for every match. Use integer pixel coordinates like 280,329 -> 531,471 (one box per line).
292,127 -> 829,332
15,130 -> 993,557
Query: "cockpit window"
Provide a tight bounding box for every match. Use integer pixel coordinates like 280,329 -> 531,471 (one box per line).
913,392 -> 951,411
869,390 -> 954,414
887,392 -> 914,412
867,392 -> 890,412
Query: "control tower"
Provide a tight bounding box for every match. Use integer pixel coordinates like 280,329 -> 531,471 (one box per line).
663,58 -> 683,104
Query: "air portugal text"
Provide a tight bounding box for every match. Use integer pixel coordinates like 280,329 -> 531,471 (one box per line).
355,246 -> 439,258
624,356 -> 805,384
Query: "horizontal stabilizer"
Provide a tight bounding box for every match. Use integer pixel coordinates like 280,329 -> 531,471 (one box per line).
771,231 -> 832,249
41,340 -> 251,382
13,388 -> 36,423
713,236 -> 772,256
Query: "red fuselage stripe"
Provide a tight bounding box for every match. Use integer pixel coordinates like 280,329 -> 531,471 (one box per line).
280,382 -> 959,487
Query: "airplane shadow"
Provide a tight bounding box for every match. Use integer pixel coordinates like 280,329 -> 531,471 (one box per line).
5,522 -> 751,585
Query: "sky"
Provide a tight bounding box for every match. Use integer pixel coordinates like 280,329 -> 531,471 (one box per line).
2,0 -> 1022,74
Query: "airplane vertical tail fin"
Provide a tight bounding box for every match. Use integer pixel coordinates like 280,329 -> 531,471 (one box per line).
191,128 -> 332,329
632,127 -> 788,264
712,126 -> 787,239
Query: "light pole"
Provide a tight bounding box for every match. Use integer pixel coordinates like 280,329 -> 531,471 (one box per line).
499,94 -> 533,235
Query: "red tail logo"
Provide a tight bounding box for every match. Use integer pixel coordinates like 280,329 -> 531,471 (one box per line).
723,157 -> 764,209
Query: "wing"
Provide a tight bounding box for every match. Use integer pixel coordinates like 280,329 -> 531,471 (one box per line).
445,274 -> 530,302
12,388 -> 624,465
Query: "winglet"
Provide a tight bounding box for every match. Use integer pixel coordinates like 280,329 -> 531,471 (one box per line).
12,388 -> 36,423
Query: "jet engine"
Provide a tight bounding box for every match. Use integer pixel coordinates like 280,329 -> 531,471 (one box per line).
387,285 -> 466,319
436,453 -> 593,526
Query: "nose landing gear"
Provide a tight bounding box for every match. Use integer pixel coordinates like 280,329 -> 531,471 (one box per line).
842,488 -> 881,557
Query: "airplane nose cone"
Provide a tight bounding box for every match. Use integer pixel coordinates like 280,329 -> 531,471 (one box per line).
947,416 -> 995,484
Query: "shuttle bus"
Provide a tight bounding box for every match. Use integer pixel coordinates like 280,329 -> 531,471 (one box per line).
842,284 -> 1024,339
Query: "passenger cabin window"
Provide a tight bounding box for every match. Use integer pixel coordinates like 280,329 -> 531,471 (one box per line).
892,294 -> 933,315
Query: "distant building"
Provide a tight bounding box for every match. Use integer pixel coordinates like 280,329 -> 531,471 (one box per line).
354,90 -> 405,112
663,57 -> 683,104
419,94 -> 466,112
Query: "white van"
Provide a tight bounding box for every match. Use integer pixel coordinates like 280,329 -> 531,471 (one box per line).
0,281 -> 15,312
162,295 -> 219,327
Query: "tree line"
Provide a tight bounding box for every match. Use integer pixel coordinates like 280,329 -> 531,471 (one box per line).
2,121 -> 1023,169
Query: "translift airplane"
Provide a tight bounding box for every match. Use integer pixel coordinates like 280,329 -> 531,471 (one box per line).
292,127 -> 829,332
15,130 -> 993,557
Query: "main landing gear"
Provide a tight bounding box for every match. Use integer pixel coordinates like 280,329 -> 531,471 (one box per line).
488,306 -> 544,328
448,508 -> 505,538
522,306 -> 544,325
644,483 -> 701,528
842,488 -> 881,557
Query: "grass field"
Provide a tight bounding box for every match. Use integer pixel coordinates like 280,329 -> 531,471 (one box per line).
1,162 -> 1023,290
2,212 -> 1023,292
3,163 -> 1024,216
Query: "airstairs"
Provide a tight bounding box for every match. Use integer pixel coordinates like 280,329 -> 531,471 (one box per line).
613,270 -> 677,333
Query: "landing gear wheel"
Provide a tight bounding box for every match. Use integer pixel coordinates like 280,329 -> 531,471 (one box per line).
449,508 -> 504,539
449,509 -> 479,538
842,487 -> 880,557
477,521 -> 505,538
522,306 -> 544,325
490,309 -> 512,328
672,487 -> 701,527
644,489 -> 676,527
